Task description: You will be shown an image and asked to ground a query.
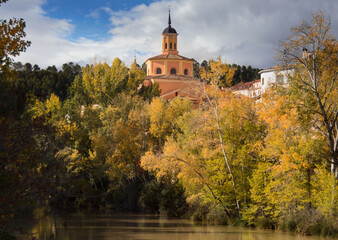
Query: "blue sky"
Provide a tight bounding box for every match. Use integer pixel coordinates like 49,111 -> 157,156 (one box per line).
42,0 -> 157,40
1,0 -> 337,68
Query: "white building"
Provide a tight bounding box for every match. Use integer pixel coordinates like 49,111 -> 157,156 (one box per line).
259,66 -> 294,94
229,66 -> 294,98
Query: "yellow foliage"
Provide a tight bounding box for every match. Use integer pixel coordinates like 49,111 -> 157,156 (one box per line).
45,93 -> 61,114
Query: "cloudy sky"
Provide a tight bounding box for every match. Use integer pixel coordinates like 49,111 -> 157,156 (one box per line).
1,0 -> 337,69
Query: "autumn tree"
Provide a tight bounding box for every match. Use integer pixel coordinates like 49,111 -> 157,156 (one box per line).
142,58 -> 263,218
238,82 -> 338,234
279,11 -> 338,177
0,0 -> 30,68
142,90 -> 264,218
199,57 -> 242,216
82,58 -> 159,106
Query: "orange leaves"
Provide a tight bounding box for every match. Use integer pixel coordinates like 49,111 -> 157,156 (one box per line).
1,0 -> 30,66
0,17 -> 30,66
258,89 -> 322,170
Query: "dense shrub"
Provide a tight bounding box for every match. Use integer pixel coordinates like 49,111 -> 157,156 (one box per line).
278,209 -> 338,237
0,231 -> 16,240
138,177 -> 188,217
186,194 -> 228,224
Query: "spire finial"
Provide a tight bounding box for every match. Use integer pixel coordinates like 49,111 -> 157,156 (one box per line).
168,6 -> 171,27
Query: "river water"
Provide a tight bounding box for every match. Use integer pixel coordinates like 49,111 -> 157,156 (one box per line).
21,210 -> 328,240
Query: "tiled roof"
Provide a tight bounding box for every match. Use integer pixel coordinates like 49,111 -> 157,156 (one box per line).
146,74 -> 197,81
147,54 -> 194,61
258,65 -> 295,74
230,79 -> 261,91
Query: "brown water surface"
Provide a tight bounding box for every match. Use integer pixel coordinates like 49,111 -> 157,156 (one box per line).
22,210 -> 330,240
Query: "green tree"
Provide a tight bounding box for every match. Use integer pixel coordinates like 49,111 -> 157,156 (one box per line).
193,60 -> 201,78
15,62 -> 81,101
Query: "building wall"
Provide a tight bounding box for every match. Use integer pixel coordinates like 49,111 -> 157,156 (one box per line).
158,80 -> 188,95
261,69 -> 292,93
162,34 -> 178,55
182,61 -> 193,77
166,61 -> 180,75
156,79 -> 199,100
151,61 -> 165,75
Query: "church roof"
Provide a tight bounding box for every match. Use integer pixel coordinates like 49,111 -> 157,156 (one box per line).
162,10 -> 177,34
162,26 -> 177,34
147,53 -> 194,61
146,74 -> 197,81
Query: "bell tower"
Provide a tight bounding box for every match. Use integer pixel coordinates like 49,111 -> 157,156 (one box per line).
161,10 -> 178,55
145,9 -> 199,101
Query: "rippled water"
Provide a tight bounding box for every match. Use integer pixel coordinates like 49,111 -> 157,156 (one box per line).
21,211 -> 327,240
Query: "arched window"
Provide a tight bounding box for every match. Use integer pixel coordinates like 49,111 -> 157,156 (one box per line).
170,68 -> 176,74
156,68 -> 162,74
184,69 -> 188,75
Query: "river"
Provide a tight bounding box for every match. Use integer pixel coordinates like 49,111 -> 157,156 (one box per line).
19,210 -> 329,240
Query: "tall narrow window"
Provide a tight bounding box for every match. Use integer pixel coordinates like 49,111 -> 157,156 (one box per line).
165,43 -> 167,49
174,43 -> 176,49
262,77 -> 264,85
170,68 -> 176,74
184,69 -> 188,75
170,43 -> 172,49
156,68 -> 162,74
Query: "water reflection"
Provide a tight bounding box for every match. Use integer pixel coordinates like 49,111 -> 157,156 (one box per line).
23,210 -> 325,240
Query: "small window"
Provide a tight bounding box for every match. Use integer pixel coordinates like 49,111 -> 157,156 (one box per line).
262,77 -> 264,85
156,68 -> 162,74
175,92 -> 178,96
170,68 -> 176,74
165,43 -> 167,49
184,69 -> 188,75
277,75 -> 284,84
174,43 -> 176,49
170,43 -> 172,49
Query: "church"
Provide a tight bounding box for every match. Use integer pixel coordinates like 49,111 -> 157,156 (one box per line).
144,11 -> 201,101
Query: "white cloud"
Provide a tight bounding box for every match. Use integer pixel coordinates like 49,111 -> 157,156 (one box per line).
0,0 -> 337,68
87,7 -> 114,20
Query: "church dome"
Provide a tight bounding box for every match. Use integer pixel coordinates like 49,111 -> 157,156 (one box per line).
162,10 -> 177,34
162,26 -> 177,34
